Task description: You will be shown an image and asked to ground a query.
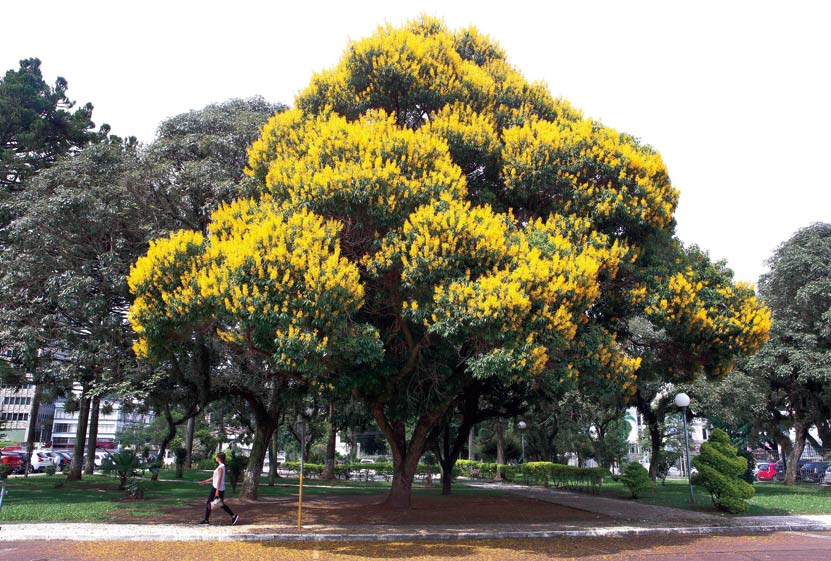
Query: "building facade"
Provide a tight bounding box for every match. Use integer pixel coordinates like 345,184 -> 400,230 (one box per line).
51,397 -> 154,450
0,384 -> 54,444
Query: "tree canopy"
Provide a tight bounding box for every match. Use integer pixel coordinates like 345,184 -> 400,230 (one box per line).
0,58 -> 100,192
750,222 -> 831,484
129,16 -> 771,508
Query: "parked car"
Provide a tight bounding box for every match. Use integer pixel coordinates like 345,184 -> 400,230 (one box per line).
46,451 -> 69,471
822,465 -> 831,485
755,462 -> 778,481
774,459 -> 811,481
30,451 -> 55,473
1,451 -> 25,474
799,461 -> 830,483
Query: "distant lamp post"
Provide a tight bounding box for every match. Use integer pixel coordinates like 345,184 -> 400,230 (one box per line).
674,392 -> 695,505
517,420 -> 527,464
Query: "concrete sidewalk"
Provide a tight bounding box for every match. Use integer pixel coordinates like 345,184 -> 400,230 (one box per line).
2,482 -> 831,543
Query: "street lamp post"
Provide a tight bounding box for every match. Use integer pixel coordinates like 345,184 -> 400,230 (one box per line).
674,392 -> 695,505
517,420 -> 527,464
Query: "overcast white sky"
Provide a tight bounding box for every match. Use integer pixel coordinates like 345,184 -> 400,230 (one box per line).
3,0 -> 829,286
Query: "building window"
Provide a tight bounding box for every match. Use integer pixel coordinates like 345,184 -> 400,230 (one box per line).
54,423 -> 74,433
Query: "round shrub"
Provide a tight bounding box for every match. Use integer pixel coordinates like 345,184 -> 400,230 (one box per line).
620,462 -> 653,498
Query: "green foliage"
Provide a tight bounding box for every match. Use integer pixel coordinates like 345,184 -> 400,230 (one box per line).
0,463 -> 10,479
226,451 -> 247,492
737,449 -> 756,484
174,447 -> 187,479
0,58 -> 100,192
125,477 -> 145,500
101,450 -> 145,490
620,462 -> 654,498
45,465 -> 57,476
195,458 -> 216,470
655,449 -> 684,485
751,223 -> 831,484
501,462 -> 609,494
692,428 -> 755,513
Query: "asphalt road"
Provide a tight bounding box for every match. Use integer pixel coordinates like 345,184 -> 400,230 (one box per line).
2,532 -> 831,561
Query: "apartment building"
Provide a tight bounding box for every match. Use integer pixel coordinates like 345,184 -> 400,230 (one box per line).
0,384 -> 54,444
51,397 -> 154,449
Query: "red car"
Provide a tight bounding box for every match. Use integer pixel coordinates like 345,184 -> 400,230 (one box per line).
1,451 -> 25,474
755,462 -> 778,481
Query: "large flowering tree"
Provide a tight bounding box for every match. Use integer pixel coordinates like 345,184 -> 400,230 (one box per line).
130,17 -> 770,508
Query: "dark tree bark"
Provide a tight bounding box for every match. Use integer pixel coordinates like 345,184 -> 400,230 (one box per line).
494,419 -> 505,480
83,396 -> 101,475
184,416 -> 195,469
23,384 -> 43,478
67,387 -> 91,481
321,400 -> 337,480
373,402 -> 442,509
783,421 -> 810,485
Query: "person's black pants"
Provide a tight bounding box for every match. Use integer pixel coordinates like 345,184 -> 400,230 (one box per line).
205,488 -> 235,520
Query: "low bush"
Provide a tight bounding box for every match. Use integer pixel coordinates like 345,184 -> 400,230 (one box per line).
195,458 -> 216,470
101,450 -> 145,490
620,462 -> 653,498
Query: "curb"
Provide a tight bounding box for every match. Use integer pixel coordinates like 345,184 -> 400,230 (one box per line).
3,522 -> 831,542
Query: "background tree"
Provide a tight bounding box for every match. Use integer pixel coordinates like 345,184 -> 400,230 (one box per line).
750,223 -> 831,484
0,58 -> 100,192
0,140 -> 146,479
626,244 -> 770,479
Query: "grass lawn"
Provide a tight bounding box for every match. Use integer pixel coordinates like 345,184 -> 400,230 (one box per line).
4,472 -> 830,523
0,470 -> 498,522
601,478 -> 831,515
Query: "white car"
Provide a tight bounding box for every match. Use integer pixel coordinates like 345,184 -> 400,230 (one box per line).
30,451 -> 55,472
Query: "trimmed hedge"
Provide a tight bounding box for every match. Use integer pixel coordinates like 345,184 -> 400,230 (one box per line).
281,461 -> 441,480
502,462 -> 609,493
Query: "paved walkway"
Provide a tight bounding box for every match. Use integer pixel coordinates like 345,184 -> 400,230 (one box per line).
2,482 -> 831,543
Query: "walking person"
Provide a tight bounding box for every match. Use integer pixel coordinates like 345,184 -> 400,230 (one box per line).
197,452 -> 239,525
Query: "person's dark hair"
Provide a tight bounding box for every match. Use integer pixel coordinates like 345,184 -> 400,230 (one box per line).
216,452 -> 226,462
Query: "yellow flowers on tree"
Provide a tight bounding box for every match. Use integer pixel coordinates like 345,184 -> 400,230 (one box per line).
241,16 -> 678,508
130,16 -> 771,508
128,201 -> 382,498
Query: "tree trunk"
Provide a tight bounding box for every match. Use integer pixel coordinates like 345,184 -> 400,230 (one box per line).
321,400 -> 337,480
152,403 -> 178,481
23,384 -> 43,478
467,425 -> 475,461
267,434 -> 276,486
184,416 -> 195,469
784,422 -> 809,486
240,417 -> 276,500
268,425 -> 281,485
350,427 -> 357,463
84,396 -> 101,475
373,403 -> 441,509
494,419 -> 505,481
67,390 -> 91,481
643,408 -> 663,481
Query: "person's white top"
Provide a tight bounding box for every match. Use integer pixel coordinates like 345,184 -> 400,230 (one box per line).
212,463 -> 226,491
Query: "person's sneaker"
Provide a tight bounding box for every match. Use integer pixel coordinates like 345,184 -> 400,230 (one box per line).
231,514 -> 240,526
197,519 -> 210,525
